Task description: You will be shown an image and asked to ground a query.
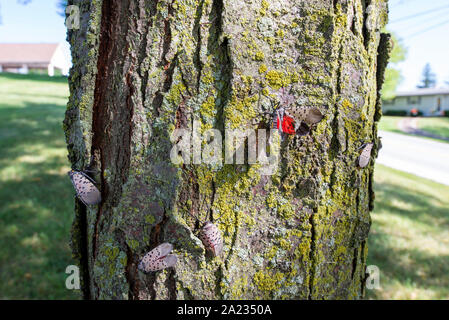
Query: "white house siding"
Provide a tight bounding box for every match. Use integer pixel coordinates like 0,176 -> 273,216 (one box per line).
383,89 -> 449,116
50,44 -> 71,75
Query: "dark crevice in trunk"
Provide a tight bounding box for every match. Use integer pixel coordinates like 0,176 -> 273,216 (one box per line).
146,209 -> 169,299
76,200 -> 91,300
332,0 -> 338,13
116,229 -> 140,300
166,270 -> 177,300
91,0 -> 135,277
193,0 -> 206,93
360,240 -> 367,297
90,0 -> 116,278
374,33 -> 392,122
351,246 -> 359,280
307,211 -> 316,300
153,54 -> 178,118
209,179 -> 216,222
152,0 -> 176,118
362,0 -> 371,50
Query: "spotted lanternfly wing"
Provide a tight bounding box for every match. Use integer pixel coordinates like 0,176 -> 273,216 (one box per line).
199,222 -> 223,257
296,122 -> 310,136
68,170 -> 101,206
138,243 -> 178,272
359,143 -> 374,168
286,106 -> 323,125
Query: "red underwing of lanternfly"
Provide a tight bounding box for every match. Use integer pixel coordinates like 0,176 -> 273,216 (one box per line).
271,87 -> 323,136
358,143 -> 374,168
138,243 -> 178,272
68,170 -> 101,206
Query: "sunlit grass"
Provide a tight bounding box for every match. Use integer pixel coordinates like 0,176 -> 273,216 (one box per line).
367,164 -> 449,300
377,116 -> 404,133
379,115 -> 449,143
0,73 -> 80,299
417,117 -> 449,140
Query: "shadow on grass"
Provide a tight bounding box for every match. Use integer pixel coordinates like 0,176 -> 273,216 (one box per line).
0,102 -> 68,162
374,182 -> 449,232
367,179 -> 449,299
0,97 -> 80,299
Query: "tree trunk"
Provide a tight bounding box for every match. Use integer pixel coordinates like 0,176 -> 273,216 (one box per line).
64,0 -> 390,300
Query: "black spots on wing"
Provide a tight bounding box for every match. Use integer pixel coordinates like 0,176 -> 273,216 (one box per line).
68,170 -> 101,206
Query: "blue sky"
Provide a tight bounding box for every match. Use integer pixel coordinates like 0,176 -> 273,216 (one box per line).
0,0 -> 448,91
0,0 -> 70,60
388,0 -> 449,90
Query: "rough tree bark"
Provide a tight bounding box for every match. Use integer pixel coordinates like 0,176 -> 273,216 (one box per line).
64,0 -> 390,299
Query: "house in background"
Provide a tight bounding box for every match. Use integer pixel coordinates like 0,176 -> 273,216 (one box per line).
0,43 -> 70,76
383,88 -> 449,116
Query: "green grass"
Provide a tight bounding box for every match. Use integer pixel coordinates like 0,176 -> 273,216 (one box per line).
1,74 -> 448,300
0,73 -> 81,299
377,116 -> 404,134
367,164 -> 449,300
379,115 -> 449,143
416,117 -> 449,140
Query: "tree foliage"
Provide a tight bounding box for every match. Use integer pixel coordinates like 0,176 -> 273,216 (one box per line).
417,63 -> 437,89
381,32 -> 406,100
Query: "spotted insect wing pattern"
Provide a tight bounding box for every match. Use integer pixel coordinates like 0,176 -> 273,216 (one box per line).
359,143 -> 374,168
68,170 -> 101,205
199,222 -> 223,256
138,243 -> 177,272
287,106 -> 323,125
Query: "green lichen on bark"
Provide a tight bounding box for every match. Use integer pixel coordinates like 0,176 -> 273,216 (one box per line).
64,0 -> 389,300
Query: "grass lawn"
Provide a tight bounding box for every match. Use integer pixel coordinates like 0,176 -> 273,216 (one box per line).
416,117 -> 449,140
367,164 -> 449,300
0,73 -> 81,299
1,74 -> 448,299
379,115 -> 449,142
377,116 -> 404,134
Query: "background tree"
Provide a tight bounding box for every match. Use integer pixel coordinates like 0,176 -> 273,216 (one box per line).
381,32 -> 406,100
64,0 -> 390,299
417,63 -> 437,88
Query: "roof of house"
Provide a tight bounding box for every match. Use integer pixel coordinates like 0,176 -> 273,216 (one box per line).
395,88 -> 449,97
0,43 -> 60,64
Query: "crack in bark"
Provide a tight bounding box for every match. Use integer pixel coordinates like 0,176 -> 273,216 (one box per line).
145,208 -> 170,299
307,211 -> 317,300
193,0 -> 206,93
90,0 -> 116,283
351,246 -> 359,280
76,200 -> 91,299
362,0 -> 371,50
115,229 -> 140,300
359,240 -> 367,297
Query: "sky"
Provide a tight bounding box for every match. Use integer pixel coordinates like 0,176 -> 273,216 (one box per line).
388,0 -> 449,90
0,0 -> 448,91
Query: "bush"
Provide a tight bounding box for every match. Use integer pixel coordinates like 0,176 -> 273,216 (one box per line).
444,110 -> 449,117
383,110 -> 408,116
410,108 -> 423,117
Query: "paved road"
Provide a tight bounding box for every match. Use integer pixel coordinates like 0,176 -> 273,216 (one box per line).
377,130 -> 449,186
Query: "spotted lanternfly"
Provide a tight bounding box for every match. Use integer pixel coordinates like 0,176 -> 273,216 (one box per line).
286,106 -> 323,128
138,243 -> 178,272
199,222 -> 223,257
68,170 -> 101,206
272,87 -> 324,135
358,143 -> 374,168
273,110 -> 296,135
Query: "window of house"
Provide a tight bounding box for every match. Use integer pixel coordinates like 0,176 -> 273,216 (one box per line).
383,99 -> 395,105
407,96 -> 421,105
